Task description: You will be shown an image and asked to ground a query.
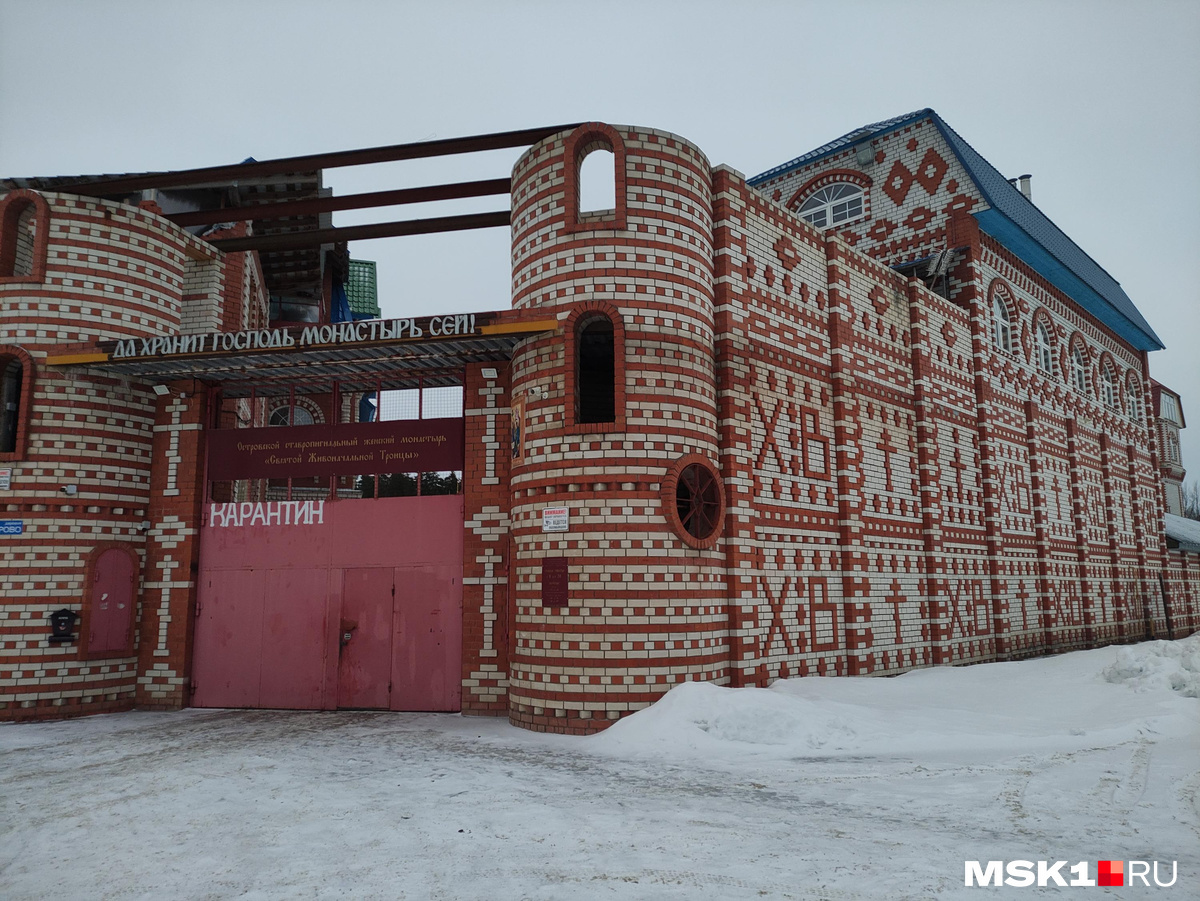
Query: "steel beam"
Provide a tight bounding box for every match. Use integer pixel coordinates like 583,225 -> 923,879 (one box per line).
165,178 -> 512,228
207,210 -> 512,252
61,124 -> 581,195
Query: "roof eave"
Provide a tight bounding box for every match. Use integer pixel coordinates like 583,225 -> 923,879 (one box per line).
972,209 -> 1163,352
747,109 -> 934,187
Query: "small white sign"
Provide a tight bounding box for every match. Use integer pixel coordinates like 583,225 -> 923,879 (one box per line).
0,469 -> 9,490
542,506 -> 569,533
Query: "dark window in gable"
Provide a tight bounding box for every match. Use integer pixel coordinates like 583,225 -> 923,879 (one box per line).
577,316 -> 615,424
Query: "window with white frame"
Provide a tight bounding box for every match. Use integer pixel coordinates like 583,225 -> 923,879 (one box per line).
1128,377 -> 1143,423
1035,319 -> 1053,373
1160,392 -> 1181,424
269,405 -> 315,427
797,184 -> 864,228
992,295 -> 1012,353
1101,364 -> 1117,408
1072,346 -> 1089,393
1166,432 -> 1181,463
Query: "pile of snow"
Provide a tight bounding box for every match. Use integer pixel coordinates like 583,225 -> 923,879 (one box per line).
1102,637 -> 1200,697
590,635 -> 1200,762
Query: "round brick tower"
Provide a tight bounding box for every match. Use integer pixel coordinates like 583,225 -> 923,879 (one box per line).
507,124 -> 729,733
0,189 -> 218,719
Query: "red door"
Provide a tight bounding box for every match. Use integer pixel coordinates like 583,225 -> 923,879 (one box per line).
260,569 -> 331,709
338,568 -> 394,709
392,564 -> 462,711
194,495 -> 465,711
89,548 -> 136,654
192,569 -> 267,708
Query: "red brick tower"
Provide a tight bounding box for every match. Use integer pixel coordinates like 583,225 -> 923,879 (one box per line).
507,124 -> 728,733
0,190 -> 230,719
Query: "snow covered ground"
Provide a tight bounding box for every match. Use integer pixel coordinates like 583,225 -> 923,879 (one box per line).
2,637 -> 1197,900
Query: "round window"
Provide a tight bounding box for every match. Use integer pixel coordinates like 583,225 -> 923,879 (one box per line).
662,455 -> 725,549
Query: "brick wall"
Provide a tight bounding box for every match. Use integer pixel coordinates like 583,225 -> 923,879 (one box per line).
0,191 -> 254,720
501,123 -> 1198,734
508,124 -> 727,733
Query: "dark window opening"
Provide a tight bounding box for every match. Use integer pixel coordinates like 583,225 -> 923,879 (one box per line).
1,357 -> 23,453
0,202 -> 37,278
675,463 -> 721,540
358,471 -> 462,498
577,317 -> 615,424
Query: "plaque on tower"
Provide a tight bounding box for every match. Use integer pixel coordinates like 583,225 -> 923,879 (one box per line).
541,557 -> 569,608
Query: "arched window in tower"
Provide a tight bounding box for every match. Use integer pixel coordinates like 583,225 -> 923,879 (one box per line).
992,294 -> 1012,353
576,315 -> 616,424
1035,318 -> 1054,373
0,199 -> 38,278
578,148 -> 616,214
1,356 -> 24,453
797,184 -> 864,228
1072,345 -> 1089,394
1101,363 -> 1117,409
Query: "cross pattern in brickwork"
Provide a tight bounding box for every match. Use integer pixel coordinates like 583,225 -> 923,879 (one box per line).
162,398 -> 186,497
878,428 -> 901,493
1014,583 -> 1031,633
883,578 -> 907,644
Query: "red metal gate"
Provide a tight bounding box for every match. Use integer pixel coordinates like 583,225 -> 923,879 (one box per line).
191,494 -> 463,711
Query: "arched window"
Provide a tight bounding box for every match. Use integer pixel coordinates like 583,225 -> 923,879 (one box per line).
1,357 -> 23,453
992,295 -> 1012,353
269,405 -> 316,426
578,148 -> 616,214
797,184 -> 864,228
564,123 -> 627,233
1101,363 -> 1117,409
576,315 -> 615,424
1035,318 -> 1054,373
1071,345 -> 1089,394
0,190 -> 50,282
1165,432 -> 1180,463
0,347 -> 33,459
1127,375 -> 1143,423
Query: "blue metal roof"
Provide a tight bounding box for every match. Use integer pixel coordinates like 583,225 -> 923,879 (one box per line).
748,110 -> 929,186
750,110 -> 1164,352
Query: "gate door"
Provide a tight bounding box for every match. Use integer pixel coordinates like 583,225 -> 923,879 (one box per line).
339,568 -> 395,709
192,494 -> 464,711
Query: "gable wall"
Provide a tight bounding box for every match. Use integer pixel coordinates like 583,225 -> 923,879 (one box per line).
752,116 -> 987,266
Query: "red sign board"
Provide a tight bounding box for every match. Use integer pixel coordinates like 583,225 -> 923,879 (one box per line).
207,419 -> 464,480
541,557 -> 569,608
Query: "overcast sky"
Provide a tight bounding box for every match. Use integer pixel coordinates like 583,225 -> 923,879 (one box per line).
2,0 -> 1197,479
